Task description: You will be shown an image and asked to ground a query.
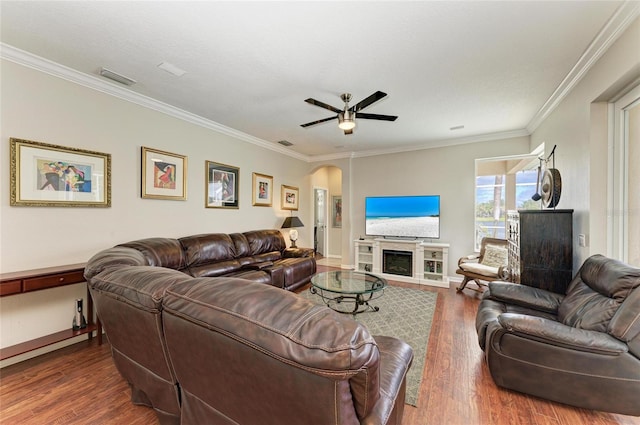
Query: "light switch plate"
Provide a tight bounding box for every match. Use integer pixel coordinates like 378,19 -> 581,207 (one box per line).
579,234 -> 586,247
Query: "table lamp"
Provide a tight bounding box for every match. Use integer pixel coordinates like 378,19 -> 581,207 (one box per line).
281,216 -> 304,248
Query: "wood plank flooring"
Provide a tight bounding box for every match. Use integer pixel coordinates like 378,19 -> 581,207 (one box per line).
1,265 -> 638,424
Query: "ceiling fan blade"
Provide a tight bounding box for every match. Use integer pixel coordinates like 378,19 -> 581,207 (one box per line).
344,129 -> 353,135
351,91 -> 387,112
304,98 -> 342,113
356,113 -> 398,121
300,115 -> 337,128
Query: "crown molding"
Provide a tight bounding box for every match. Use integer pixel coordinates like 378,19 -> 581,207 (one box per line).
526,1 -> 640,133
313,129 -> 530,161
0,43 -> 311,162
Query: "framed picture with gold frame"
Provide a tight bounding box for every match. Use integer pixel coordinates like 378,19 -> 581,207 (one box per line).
206,161 -> 239,209
141,146 -> 187,200
281,185 -> 299,211
10,137 -> 111,207
252,172 -> 273,206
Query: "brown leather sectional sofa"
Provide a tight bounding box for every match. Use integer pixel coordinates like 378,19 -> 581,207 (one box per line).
84,229 -> 414,424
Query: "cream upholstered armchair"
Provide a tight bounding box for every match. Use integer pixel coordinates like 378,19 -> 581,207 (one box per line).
456,237 -> 509,292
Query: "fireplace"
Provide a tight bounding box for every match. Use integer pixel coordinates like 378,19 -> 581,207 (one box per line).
383,250 -> 413,277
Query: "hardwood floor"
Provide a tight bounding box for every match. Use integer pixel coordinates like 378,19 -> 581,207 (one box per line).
1,265 -> 638,424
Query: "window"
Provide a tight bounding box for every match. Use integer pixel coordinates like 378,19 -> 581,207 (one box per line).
516,169 -> 541,209
475,175 -> 505,245
475,155 -> 541,250
610,85 -> 640,265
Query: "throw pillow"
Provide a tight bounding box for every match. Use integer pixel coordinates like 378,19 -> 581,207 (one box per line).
481,245 -> 507,268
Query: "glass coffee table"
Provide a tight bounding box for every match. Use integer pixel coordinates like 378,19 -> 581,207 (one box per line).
310,270 -> 387,316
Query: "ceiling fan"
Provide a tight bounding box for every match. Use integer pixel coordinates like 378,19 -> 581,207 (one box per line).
301,91 -> 398,135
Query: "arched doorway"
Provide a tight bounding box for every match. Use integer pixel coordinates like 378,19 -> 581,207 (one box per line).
311,165 -> 343,266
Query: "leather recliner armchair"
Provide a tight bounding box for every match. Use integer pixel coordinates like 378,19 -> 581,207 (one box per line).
475,254 -> 640,416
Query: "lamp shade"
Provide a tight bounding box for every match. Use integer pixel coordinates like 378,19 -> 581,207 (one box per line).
281,216 -> 304,228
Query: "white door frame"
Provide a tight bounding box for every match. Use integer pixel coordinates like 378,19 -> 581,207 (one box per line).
314,187 -> 329,256
608,84 -> 640,261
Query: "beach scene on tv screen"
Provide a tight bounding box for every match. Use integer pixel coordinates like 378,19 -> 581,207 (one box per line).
366,196 -> 440,238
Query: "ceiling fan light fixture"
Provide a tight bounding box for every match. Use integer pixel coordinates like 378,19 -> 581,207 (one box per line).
338,111 -> 356,130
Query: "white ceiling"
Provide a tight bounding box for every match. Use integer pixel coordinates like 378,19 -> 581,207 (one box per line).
1,1 -> 637,160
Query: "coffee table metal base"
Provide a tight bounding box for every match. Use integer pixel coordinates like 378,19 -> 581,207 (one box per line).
310,286 -> 383,316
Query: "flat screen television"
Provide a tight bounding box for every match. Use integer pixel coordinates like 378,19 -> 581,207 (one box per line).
365,195 -> 440,239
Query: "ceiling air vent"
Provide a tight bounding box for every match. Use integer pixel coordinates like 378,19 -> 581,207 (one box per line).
278,140 -> 293,147
99,67 -> 136,86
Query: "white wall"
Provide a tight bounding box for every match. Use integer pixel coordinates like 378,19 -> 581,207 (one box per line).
530,16 -> 640,268
349,136 -> 531,276
0,60 -> 311,364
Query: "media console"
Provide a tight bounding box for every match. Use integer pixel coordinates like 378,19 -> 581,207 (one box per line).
354,238 -> 449,288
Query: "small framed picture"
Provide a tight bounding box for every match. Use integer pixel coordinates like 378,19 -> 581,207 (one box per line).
10,138 -> 111,207
252,172 -> 273,206
141,146 -> 187,200
332,195 -> 342,228
206,161 -> 239,209
281,185 -> 299,211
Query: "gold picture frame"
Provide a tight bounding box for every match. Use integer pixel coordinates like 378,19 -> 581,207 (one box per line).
10,137 -> 111,207
206,161 -> 239,209
141,146 -> 187,200
252,172 -> 273,206
281,185 -> 299,211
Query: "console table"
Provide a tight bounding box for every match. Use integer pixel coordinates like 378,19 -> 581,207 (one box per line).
0,263 -> 102,361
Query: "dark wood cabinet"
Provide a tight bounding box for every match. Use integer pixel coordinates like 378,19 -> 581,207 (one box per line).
507,209 -> 574,294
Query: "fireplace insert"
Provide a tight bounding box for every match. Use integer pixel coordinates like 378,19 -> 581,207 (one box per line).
383,250 -> 413,277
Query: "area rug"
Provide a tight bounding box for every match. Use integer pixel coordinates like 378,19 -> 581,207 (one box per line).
299,285 -> 438,406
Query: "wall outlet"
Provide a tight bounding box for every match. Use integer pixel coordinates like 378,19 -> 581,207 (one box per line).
578,234 -> 587,247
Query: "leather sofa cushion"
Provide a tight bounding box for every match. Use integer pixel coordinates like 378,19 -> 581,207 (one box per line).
179,233 -> 236,267
611,287 -> 640,347
224,269 -> 272,285
84,246 -> 147,281
475,297 -> 559,350
236,256 -> 257,267
243,229 -> 286,256
559,255 -> 640,332
91,265 -> 193,311
229,233 -> 251,257
189,259 -> 242,278
275,257 -> 316,286
253,251 -> 282,263
486,281 -> 563,314
118,238 -> 187,271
